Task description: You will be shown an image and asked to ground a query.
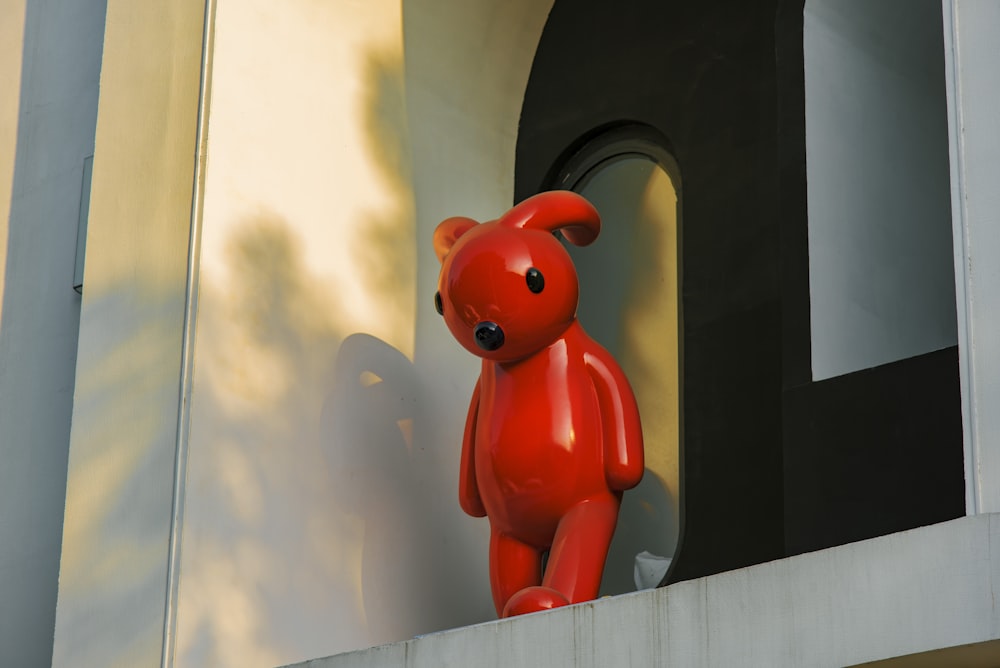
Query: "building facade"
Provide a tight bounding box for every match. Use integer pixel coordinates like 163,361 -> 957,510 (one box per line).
1,1 -> 998,666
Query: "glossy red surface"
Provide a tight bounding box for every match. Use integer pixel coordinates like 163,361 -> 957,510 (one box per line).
434,191 -> 644,617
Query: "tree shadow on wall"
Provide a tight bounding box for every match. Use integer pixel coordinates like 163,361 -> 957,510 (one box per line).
329,46 -> 492,641
177,215 -> 354,666
183,39 -> 493,665
350,46 -> 415,342
318,46 -> 487,644
181,205 -> 465,662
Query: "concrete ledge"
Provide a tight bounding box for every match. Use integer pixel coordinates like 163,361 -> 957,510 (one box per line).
285,514 -> 1000,668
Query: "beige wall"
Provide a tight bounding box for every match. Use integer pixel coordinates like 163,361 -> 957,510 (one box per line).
175,1 -> 419,664
173,0 -> 553,665
0,1 -> 24,291
51,0 -> 206,666
49,1 -> 561,665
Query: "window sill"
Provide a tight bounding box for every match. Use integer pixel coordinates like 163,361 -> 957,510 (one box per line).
284,514 -> 1000,668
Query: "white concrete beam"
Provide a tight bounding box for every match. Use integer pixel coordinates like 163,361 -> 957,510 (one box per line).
943,0 -> 1000,514
287,514 -> 1000,668
0,1 -> 106,665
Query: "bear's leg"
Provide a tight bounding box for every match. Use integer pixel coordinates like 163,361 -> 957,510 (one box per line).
543,495 -> 620,604
489,527 -> 542,616
502,585 -> 570,617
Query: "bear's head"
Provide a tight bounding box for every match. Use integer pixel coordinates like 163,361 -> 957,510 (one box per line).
433,191 -> 601,363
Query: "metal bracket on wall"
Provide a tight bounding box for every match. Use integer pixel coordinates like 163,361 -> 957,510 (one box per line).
73,155 -> 93,294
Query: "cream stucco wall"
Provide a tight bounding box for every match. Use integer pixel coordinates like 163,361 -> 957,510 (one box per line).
173,0 -> 553,665
174,2 -> 419,664
50,0 -> 555,664
50,0 -> 207,666
0,2 -> 24,293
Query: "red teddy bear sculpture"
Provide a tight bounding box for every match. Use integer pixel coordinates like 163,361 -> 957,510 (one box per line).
433,190 -> 644,618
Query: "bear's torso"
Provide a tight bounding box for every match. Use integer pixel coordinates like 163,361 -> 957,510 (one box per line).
473,322 -> 615,546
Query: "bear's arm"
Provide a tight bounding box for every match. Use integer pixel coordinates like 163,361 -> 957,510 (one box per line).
584,350 -> 644,491
459,379 -> 487,517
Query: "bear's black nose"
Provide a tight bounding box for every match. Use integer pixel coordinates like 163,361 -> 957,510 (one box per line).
474,321 -> 505,351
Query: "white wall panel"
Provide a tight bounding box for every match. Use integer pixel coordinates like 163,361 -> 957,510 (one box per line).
0,1 -> 106,665
943,0 -> 1000,514
805,0 -> 956,380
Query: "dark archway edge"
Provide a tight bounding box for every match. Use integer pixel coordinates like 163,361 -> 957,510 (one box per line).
516,0 -> 791,583
515,0 -> 965,584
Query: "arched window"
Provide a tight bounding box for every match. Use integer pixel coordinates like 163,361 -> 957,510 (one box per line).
550,126 -> 682,595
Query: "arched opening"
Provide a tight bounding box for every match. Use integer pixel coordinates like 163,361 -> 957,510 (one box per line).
549,127 -> 682,594
515,0 -> 790,586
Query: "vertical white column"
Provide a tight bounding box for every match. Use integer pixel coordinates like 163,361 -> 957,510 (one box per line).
50,1 -> 208,666
0,1 -> 106,665
943,0 -> 1000,514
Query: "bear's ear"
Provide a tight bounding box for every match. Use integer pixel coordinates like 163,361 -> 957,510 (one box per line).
433,216 -> 479,262
500,191 -> 600,247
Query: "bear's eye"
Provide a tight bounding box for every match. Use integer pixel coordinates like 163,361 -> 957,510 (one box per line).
434,291 -> 444,316
526,267 -> 544,294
